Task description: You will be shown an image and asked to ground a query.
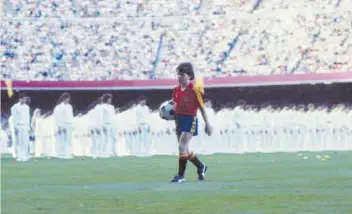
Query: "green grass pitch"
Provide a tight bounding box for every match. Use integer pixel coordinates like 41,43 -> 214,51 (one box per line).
2,152 -> 352,214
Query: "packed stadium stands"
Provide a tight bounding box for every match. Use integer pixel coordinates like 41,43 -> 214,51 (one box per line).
1,0 -> 352,81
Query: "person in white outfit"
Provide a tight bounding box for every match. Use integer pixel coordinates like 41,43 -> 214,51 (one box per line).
10,95 -> 31,162
39,111 -> 56,157
95,98 -> 106,157
231,100 -> 244,154
9,114 -> 17,158
32,109 -> 46,157
0,126 -> 9,154
135,97 -> 151,156
53,93 -> 74,158
101,94 -> 117,157
89,98 -> 104,158
8,94 -> 25,158
30,108 -> 42,156
201,100 -> 216,154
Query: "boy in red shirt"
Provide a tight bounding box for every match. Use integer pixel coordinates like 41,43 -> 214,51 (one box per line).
171,62 -> 213,183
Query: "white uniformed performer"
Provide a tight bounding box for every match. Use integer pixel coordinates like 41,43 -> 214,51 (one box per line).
10,95 -> 31,161
39,112 -> 54,157
342,105 -> 350,150
135,97 -> 151,156
53,93 -> 74,158
9,114 -> 16,158
266,104 -> 276,152
316,106 -> 328,151
258,103 -> 269,153
216,107 -> 231,153
297,105 -> 308,151
101,94 -> 117,157
124,105 -> 137,156
76,113 -> 90,156
115,108 -> 129,156
347,106 -> 352,150
71,113 -> 83,156
9,94 -> 24,158
95,98 -> 106,157
114,108 -> 125,156
30,108 -> 41,156
197,100 -> 216,154
306,104 -> 316,151
232,100 -> 245,154
33,109 -> 46,157
0,126 -> 9,154
89,98 -> 103,158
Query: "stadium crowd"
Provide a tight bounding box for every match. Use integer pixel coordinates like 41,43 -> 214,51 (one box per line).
1,0 -> 352,80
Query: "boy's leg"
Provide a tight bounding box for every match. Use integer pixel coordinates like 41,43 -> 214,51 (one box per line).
171,116 -> 207,182
188,152 -> 207,180
178,149 -> 188,177
171,129 -> 188,182
178,132 -> 192,176
179,132 -> 207,180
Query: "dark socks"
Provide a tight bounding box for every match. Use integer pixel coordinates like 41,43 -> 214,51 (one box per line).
178,157 -> 187,177
188,153 -> 204,172
177,153 -> 205,177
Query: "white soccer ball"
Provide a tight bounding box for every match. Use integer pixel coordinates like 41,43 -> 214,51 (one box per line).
159,100 -> 176,121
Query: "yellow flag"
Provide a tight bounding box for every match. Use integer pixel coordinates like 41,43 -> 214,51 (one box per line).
5,79 -> 14,98
195,76 -> 204,94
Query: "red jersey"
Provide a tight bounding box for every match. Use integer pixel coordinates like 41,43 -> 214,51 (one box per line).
172,82 -> 204,116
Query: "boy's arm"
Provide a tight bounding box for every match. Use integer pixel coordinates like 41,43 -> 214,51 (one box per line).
199,106 -> 210,126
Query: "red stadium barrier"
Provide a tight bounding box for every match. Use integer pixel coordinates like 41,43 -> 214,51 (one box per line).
1,72 -> 352,90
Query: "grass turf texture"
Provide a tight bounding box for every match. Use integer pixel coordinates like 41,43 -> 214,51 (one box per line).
2,152 -> 352,214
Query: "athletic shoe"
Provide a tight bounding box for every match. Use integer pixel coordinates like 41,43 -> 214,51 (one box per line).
170,175 -> 186,183
198,165 -> 207,180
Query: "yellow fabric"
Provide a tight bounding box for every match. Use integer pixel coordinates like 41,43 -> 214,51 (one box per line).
194,76 -> 204,94
193,76 -> 204,107
5,79 -> 13,98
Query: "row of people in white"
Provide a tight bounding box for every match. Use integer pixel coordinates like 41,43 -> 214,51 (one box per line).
70,98 -> 151,157
28,97 -> 152,158
7,93 -> 75,160
28,93 -> 146,158
6,98 -> 352,160
87,94 -> 116,158
197,104 -> 352,154
52,103 -> 352,156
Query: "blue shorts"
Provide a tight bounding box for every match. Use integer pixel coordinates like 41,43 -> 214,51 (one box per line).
175,114 -> 198,136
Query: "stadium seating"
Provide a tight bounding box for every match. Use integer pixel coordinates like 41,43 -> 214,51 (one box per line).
1,0 -> 352,80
